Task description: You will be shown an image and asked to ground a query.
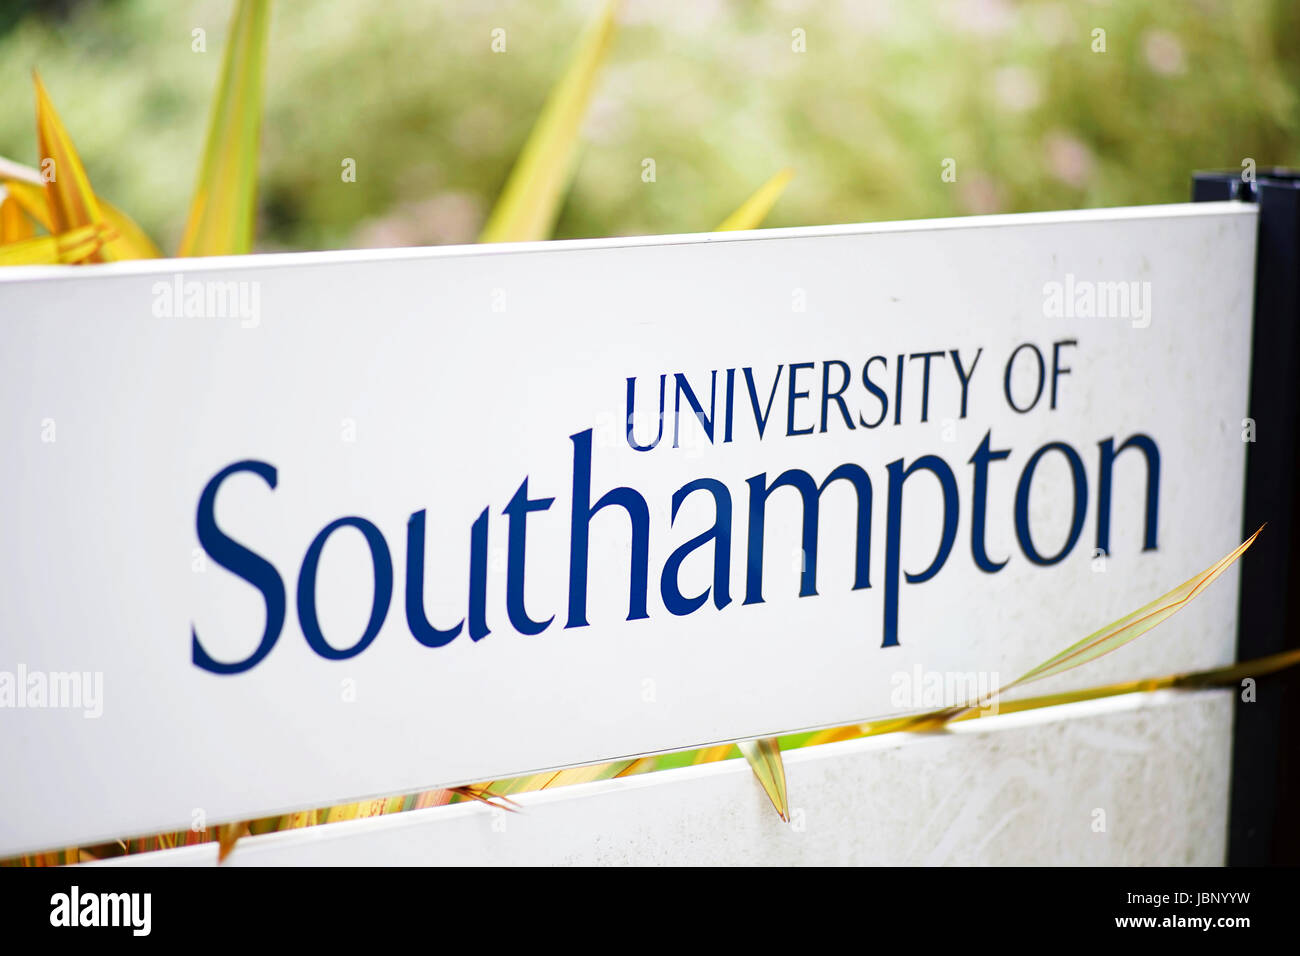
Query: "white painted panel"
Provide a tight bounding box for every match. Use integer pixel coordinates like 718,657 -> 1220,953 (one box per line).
0,204 -> 1255,853
93,691 -> 1232,866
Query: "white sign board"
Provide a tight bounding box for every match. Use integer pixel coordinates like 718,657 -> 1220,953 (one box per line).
0,202 -> 1257,855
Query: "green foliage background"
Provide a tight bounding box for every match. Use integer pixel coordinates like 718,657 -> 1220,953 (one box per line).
1,0 -> 1296,254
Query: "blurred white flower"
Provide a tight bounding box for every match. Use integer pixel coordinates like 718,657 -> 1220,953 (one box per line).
583,90 -> 626,144
941,0 -> 1014,37
450,104 -> 508,154
1030,4 -> 1072,46
835,0 -> 897,31
959,171 -> 1005,214
1143,30 -> 1187,75
622,0 -> 726,31
994,66 -> 1041,112
1044,131 -> 1095,188
352,193 -> 483,248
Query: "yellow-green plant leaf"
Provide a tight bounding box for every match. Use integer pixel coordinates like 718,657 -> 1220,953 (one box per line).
480,754 -> 630,797
538,762 -> 635,789
100,201 -> 163,260
506,743 -> 752,798
10,95 -> 161,263
449,785 -> 520,812
0,221 -> 115,266
216,821 -> 248,863
613,756 -> 657,777
321,803 -> 360,823
413,789 -> 457,809
3,174 -> 159,260
874,643 -> 1300,742
692,743 -> 736,764
478,0 -> 618,243
248,816 -> 279,836
274,809 -> 319,830
382,795 -> 407,814
887,527 -> 1265,732
177,0 -> 272,257
356,799 -> 391,818
33,71 -> 104,241
1170,645 -> 1300,690
2,177 -> 51,230
486,745 -> 734,799
737,738 -> 788,821
472,772 -> 545,798
715,168 -> 794,231
0,196 -> 34,242
1009,527 -> 1263,690
799,725 -> 861,748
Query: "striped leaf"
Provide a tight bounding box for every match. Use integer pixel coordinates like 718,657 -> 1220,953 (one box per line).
538,761 -> 637,789
715,168 -> 794,231
32,72 -> 104,243
216,821 -> 249,863
1,176 -> 51,229
478,0 -> 618,243
177,0 -> 272,256
0,195 -> 34,242
100,201 -> 163,259
692,743 -> 736,764
737,738 -> 789,821
3,171 -> 160,260
884,528 -> 1265,731
0,221 -> 116,266
1009,527 -> 1263,689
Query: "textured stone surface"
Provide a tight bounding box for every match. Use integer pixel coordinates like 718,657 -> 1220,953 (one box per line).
99,689 -> 1232,866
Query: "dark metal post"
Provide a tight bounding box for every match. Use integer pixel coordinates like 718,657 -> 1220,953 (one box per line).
1193,169 -> 1300,865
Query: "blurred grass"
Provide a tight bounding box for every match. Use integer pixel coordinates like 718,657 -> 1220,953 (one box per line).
1,0 -> 1296,252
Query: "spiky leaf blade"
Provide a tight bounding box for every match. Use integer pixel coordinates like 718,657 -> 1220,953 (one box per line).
715,168 -> 794,231
177,0 -> 272,256
216,821 -> 248,863
100,201 -> 163,259
0,221 -> 115,266
737,737 -> 789,821
1009,527 -> 1263,689
478,1 -> 617,243
0,195 -> 34,242
32,71 -> 104,242
1,177 -> 51,230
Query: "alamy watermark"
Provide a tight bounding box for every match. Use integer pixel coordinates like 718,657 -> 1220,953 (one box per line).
50,886 -> 150,936
151,273 -> 261,328
890,665 -> 1000,715
0,664 -> 102,718
1043,273 -> 1151,329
